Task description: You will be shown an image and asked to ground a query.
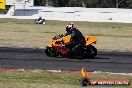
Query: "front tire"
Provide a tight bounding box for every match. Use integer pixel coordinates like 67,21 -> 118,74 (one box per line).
45,46 -> 58,57
83,45 -> 97,59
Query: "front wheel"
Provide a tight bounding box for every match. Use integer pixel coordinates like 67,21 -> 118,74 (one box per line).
83,45 -> 97,59
45,46 -> 58,57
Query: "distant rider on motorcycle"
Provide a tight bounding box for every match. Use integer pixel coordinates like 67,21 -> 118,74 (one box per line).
35,17 -> 46,24
63,23 -> 85,52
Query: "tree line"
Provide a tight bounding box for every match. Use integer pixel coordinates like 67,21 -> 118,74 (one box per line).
34,0 -> 132,8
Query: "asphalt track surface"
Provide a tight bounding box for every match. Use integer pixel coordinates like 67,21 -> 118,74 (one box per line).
0,47 -> 132,73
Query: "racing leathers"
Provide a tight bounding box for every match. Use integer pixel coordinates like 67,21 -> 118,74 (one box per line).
64,28 -> 85,52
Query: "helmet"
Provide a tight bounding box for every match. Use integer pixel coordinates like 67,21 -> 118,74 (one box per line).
66,22 -> 74,32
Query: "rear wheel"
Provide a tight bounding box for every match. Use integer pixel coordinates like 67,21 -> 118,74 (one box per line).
83,45 -> 97,59
45,46 -> 59,57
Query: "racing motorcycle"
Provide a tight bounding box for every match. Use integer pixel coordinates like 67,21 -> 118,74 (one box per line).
34,18 -> 46,24
45,34 -> 97,59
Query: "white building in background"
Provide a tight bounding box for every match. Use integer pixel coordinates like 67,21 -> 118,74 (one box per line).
6,0 -> 34,7
6,0 -> 36,16
1,0 -> 132,23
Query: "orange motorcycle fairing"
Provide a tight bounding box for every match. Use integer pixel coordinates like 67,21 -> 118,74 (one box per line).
85,36 -> 97,46
54,46 -> 70,56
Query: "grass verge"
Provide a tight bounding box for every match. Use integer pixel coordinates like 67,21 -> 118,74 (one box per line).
0,70 -> 131,88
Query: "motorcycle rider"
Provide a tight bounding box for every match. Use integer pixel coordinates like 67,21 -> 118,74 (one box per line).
35,17 -> 46,24
63,23 -> 85,53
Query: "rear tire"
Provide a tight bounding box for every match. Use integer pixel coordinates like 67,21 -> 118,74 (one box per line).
83,45 -> 97,59
45,46 -> 58,57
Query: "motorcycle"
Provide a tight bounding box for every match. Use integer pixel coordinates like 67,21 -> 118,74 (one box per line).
34,18 -> 46,24
45,34 -> 97,59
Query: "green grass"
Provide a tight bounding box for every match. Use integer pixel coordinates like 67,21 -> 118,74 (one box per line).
0,70 -> 131,88
0,18 -> 132,51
